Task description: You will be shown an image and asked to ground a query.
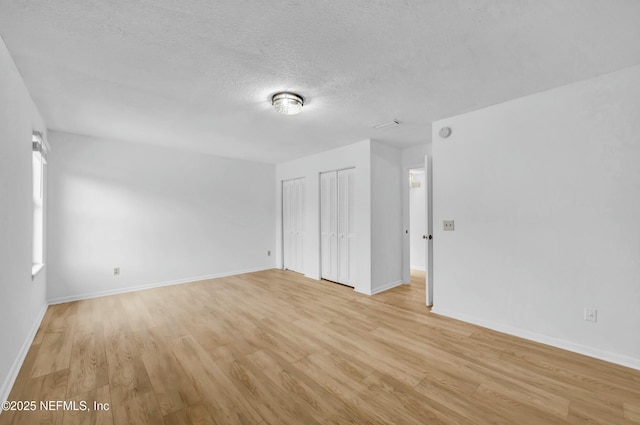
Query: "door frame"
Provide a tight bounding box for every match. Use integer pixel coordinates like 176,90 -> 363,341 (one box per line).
402,156 -> 434,306
402,162 -> 424,283
425,154 -> 434,306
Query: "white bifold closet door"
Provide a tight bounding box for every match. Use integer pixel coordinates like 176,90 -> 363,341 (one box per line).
320,172 -> 338,281
283,178 -> 304,273
320,168 -> 356,287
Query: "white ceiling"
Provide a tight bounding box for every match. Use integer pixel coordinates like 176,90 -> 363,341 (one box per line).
1,1 -> 639,163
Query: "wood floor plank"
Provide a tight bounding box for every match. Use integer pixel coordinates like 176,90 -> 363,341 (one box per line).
239,348 -> 344,422
361,372 -> 451,424
4,269 -> 640,425
162,402 -> 215,425
42,302 -> 78,333
66,321 -> 109,398
169,335 -> 263,425
414,373 -> 516,425
207,345 -> 323,425
112,392 -> 163,425
293,352 -> 370,405
566,400 -> 636,425
30,330 -> 75,378
475,379 -> 570,418
624,402 -> 640,424
27,302 -> 77,380
119,293 -> 157,332
136,327 -> 200,416
62,384 -> 113,425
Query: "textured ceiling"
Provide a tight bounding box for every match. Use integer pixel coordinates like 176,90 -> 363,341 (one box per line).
1,0 -> 639,163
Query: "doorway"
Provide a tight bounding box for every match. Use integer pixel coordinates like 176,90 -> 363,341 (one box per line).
404,156 -> 433,306
409,168 -> 426,272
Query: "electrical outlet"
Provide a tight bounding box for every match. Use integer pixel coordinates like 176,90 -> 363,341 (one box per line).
584,307 -> 597,323
267,250 -> 271,256
113,267 -> 120,276
443,220 -> 455,231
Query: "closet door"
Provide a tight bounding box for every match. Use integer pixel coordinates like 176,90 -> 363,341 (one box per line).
283,178 -> 304,273
321,169 -> 355,287
282,180 -> 294,271
320,172 -> 338,282
337,168 -> 356,286
293,178 -> 304,272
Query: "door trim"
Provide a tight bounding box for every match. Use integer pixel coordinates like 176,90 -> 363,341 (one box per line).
402,158 -> 434,306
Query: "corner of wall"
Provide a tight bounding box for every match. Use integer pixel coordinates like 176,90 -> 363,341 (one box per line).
369,141 -> 403,293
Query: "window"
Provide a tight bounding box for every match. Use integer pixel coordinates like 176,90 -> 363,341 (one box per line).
32,131 -> 47,278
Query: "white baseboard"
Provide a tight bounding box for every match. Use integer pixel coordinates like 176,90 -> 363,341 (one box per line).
371,280 -> 404,295
47,267 -> 272,305
354,286 -> 372,296
431,306 -> 640,371
354,280 -> 404,296
1,303 -> 48,404
410,265 -> 426,271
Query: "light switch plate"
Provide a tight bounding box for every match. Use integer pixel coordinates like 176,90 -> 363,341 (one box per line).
443,220 -> 455,231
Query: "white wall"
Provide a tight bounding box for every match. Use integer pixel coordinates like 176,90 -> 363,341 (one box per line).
47,131 -> 275,302
432,64 -> 640,369
401,143 -> 431,165
370,141 -> 403,293
275,140 -> 372,294
0,38 -> 48,402
409,170 -> 426,270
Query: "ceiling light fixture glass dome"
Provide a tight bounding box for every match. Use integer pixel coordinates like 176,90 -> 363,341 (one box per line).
272,92 -> 304,115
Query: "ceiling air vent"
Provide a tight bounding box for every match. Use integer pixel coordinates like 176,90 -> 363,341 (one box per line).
373,119 -> 400,130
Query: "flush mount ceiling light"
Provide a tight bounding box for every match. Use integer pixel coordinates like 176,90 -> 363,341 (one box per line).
272,92 -> 304,115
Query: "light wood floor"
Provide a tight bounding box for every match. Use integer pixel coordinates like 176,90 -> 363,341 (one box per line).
2,269 -> 639,425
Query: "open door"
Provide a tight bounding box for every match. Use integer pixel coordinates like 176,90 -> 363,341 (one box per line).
425,155 -> 434,306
